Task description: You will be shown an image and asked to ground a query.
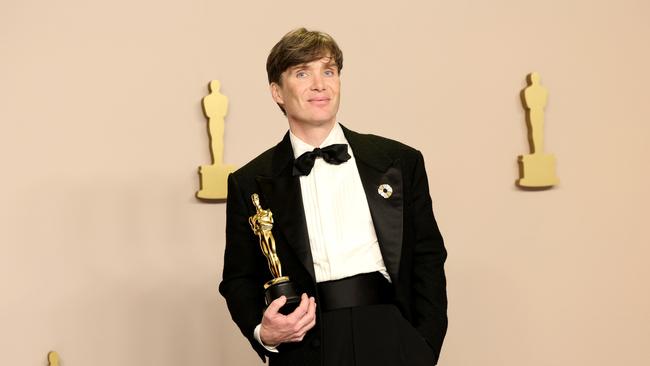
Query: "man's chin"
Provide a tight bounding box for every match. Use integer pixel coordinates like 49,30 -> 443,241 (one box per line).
290,114 -> 337,127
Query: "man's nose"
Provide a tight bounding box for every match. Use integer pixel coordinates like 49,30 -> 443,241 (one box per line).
311,74 -> 325,91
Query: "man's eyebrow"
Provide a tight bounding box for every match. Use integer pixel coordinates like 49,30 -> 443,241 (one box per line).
286,64 -> 308,72
287,60 -> 338,72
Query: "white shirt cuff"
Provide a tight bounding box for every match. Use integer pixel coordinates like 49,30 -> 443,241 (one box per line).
254,324 -> 279,353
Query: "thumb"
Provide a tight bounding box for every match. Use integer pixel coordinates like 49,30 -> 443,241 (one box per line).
266,295 -> 287,315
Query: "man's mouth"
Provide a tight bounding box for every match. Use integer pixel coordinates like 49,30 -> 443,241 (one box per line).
308,97 -> 330,105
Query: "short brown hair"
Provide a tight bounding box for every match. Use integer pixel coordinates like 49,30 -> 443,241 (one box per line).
266,28 -> 343,86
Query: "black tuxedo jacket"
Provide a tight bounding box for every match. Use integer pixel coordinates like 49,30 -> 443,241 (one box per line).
219,125 -> 447,365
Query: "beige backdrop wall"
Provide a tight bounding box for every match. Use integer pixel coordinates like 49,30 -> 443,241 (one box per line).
1,0 -> 649,365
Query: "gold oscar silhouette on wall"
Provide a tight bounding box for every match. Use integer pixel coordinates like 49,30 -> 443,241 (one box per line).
197,80 -> 236,199
517,72 -> 559,188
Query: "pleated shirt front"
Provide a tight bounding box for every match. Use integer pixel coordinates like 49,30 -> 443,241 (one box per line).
289,123 -> 389,283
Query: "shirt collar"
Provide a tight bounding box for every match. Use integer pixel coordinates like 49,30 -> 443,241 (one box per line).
289,122 -> 349,159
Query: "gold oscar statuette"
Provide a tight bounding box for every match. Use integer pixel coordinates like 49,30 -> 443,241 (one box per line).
197,80 -> 236,200
249,193 -> 301,313
517,72 -> 559,188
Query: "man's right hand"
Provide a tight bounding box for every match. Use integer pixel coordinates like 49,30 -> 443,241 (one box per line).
260,293 -> 317,347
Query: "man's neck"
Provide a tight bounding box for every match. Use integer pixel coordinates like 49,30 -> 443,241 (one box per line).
288,119 -> 337,147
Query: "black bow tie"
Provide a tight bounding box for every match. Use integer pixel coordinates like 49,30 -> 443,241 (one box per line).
293,143 -> 351,176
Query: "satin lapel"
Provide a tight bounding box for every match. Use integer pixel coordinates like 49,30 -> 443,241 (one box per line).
255,133 -> 316,282
343,126 -> 404,282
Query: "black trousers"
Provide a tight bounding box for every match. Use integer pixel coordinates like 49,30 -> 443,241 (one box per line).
322,304 -> 436,366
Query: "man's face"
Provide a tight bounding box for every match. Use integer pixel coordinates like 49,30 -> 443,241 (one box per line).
271,56 -> 340,129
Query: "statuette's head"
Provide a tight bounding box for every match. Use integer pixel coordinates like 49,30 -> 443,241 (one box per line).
209,80 -> 221,92
252,193 -> 261,210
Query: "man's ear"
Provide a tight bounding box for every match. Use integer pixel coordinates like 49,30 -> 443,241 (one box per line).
270,82 -> 284,105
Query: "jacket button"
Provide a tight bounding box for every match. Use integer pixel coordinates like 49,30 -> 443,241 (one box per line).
311,338 -> 321,347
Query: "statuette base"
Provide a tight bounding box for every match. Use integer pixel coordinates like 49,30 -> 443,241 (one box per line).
265,278 -> 301,315
197,164 -> 236,199
517,154 -> 559,188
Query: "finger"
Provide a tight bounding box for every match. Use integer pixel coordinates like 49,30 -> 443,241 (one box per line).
293,297 -> 317,330
295,314 -> 317,336
289,331 -> 307,342
265,295 -> 287,316
294,335 -> 305,342
287,293 -> 310,321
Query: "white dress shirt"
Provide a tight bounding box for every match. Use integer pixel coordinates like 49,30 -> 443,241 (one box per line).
289,123 -> 388,282
254,123 -> 389,350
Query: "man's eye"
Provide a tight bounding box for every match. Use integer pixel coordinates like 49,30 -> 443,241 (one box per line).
324,70 -> 335,76
296,71 -> 307,78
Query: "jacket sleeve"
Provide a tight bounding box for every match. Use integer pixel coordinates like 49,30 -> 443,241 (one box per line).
218,173 -> 272,362
409,150 -> 448,364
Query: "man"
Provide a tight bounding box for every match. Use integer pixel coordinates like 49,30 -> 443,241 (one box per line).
219,28 -> 447,366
